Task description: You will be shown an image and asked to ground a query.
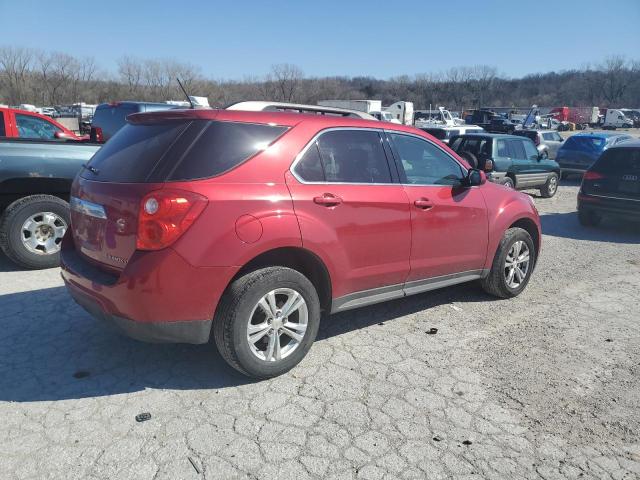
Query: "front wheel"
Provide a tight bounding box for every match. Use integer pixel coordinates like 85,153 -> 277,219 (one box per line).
213,267 -> 321,379
540,173 -> 559,198
481,227 -> 536,298
502,177 -> 515,189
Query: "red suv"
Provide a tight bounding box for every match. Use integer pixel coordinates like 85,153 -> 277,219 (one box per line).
61,109 -> 541,378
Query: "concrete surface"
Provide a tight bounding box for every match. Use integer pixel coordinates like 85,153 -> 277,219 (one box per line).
0,182 -> 639,479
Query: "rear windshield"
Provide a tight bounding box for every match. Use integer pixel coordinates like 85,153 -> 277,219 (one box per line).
592,148 -> 640,174
563,136 -> 606,152
82,120 -> 288,183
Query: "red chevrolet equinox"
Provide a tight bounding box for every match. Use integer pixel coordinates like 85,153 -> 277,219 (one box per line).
61,108 -> 541,378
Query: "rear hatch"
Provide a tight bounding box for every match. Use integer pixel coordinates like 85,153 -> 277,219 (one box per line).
71,114 -> 289,271
582,147 -> 640,201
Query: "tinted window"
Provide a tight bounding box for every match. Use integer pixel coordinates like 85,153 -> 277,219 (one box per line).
0,112 -> 5,136
592,148 -> 640,174
82,122 -> 188,182
84,120 -> 288,183
507,139 -> 527,159
563,136 -> 607,152
522,139 -> 539,160
390,133 -> 464,186
496,139 -> 509,157
15,114 -> 61,139
316,130 -> 391,183
169,121 -> 287,181
449,137 -> 463,151
295,143 -> 325,182
92,105 -> 137,141
458,138 -> 491,158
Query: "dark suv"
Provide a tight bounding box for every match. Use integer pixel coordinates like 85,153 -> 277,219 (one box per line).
578,140 -> 640,226
61,109 -> 541,378
90,101 -> 179,142
449,133 -> 561,197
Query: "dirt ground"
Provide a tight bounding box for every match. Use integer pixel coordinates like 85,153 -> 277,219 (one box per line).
0,180 -> 639,479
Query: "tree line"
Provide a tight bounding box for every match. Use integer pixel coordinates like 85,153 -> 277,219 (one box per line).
1,45 -> 638,111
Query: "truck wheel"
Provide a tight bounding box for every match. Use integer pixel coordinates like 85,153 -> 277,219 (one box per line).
481,227 -> 536,298
213,267 -> 321,379
540,173 -> 559,198
0,195 -> 69,269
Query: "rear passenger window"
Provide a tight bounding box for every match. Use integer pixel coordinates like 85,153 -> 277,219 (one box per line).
315,130 -> 392,183
295,143 -> 325,182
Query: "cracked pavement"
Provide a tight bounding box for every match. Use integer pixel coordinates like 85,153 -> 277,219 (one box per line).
1,183 -> 639,479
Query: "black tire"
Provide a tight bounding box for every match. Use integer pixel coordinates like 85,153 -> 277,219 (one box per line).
540,172 -> 559,198
502,176 -> 515,189
0,195 -> 69,269
459,151 -> 478,169
578,207 -> 601,227
481,227 -> 536,299
213,267 -> 321,379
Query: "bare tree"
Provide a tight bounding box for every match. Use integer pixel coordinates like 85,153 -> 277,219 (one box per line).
0,46 -> 34,104
599,55 -> 629,106
270,64 -> 303,102
117,56 -> 144,96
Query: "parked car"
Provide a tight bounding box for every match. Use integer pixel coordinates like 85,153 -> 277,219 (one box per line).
0,138 -> 101,268
578,140 -> 640,226
1,107 -> 81,140
487,118 -> 522,134
418,125 -> 484,144
556,132 -> 633,177
90,101 -> 180,142
449,133 -> 560,197
60,109 -> 541,379
514,129 -> 565,159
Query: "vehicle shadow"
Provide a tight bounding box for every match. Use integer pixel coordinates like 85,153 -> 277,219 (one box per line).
0,252 -> 24,273
0,282 -> 497,402
540,211 -> 640,244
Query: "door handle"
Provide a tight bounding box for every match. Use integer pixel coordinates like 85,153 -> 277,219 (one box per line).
413,198 -> 433,210
313,194 -> 342,207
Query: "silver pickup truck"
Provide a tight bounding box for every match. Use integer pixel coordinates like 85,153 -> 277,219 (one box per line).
0,139 -> 101,269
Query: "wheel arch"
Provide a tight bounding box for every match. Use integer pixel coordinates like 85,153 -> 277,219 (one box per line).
232,246 -> 332,314
509,217 -> 540,264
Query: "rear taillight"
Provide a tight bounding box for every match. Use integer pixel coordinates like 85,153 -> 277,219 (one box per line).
92,126 -> 104,142
583,171 -> 604,181
136,189 -> 208,250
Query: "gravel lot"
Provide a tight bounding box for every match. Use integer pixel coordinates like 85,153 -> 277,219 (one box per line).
1,182 -> 639,480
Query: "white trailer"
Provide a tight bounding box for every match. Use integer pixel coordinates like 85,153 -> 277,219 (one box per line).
384,101 -> 414,125
317,99 -> 382,114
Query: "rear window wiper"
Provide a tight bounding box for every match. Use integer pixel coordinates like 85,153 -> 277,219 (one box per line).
81,163 -> 99,175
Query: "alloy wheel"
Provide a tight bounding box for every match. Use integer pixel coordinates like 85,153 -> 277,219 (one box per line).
504,240 -> 530,289
247,288 -> 308,362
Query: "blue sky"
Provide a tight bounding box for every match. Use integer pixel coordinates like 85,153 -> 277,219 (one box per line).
2,0 -> 639,79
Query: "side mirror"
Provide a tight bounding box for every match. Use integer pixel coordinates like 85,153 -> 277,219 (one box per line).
466,168 -> 486,186
537,144 -> 548,160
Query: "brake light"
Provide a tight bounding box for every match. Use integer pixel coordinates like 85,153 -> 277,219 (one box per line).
136,190 -> 208,250
583,171 -> 604,181
92,126 -> 104,143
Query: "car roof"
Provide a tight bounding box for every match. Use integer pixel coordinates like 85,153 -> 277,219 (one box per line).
96,101 -> 177,108
570,132 -> 627,139
607,138 -> 640,149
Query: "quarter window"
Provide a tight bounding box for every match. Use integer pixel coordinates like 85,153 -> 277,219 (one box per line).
294,129 -> 392,183
389,133 -> 465,186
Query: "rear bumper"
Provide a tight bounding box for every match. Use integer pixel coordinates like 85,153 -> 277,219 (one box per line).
60,232 -> 239,344
67,285 -> 212,343
578,192 -> 640,219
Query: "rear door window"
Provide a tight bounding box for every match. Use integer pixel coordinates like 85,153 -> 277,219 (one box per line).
315,130 -> 392,183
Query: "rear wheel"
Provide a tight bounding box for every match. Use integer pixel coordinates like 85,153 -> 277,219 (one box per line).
481,227 -> 535,298
0,195 -> 69,269
540,173 -> 559,198
213,267 -> 321,379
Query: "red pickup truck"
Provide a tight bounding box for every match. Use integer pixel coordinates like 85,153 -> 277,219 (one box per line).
0,107 -> 81,140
